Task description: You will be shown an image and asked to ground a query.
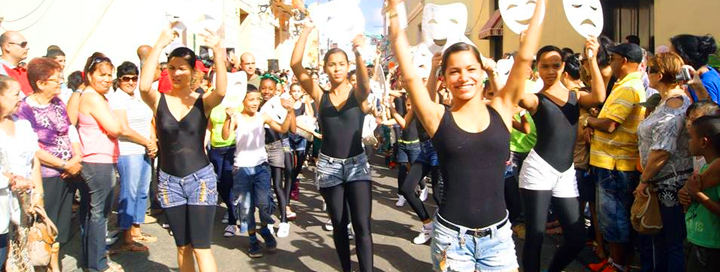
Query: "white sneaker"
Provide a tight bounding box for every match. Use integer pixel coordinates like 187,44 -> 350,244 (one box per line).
412,224 -> 433,245
277,222 -> 290,238
266,224 -> 275,236
419,187 -> 429,202
324,219 -> 334,231
396,195 -> 407,207
348,223 -> 354,240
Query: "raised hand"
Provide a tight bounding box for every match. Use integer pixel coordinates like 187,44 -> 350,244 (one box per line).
281,98 -> 294,112
199,30 -> 223,50
157,23 -> 180,49
352,34 -> 365,53
585,36 -> 600,59
225,107 -> 236,117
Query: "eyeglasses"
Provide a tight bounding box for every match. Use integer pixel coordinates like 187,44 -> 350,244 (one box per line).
120,76 -> 139,82
8,41 -> 28,48
88,56 -> 112,71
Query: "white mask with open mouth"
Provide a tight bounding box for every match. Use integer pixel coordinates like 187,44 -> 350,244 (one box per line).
421,3 -> 473,54
499,0 -> 545,34
563,0 -> 604,38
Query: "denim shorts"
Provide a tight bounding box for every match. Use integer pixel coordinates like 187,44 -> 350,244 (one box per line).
430,213 -> 518,272
594,167 -> 638,243
158,164 -> 218,208
315,152 -> 372,189
416,140 -> 439,166
396,142 -> 421,163
266,140 -> 285,168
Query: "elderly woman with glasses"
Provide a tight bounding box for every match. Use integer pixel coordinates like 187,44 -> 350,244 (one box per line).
109,61 -> 157,253
15,57 -> 81,272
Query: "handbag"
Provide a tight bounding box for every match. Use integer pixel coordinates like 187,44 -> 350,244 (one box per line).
26,204 -> 59,267
630,185 -> 663,235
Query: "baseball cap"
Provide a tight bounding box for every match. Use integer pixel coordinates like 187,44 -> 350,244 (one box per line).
638,93 -> 661,108
608,43 -> 643,63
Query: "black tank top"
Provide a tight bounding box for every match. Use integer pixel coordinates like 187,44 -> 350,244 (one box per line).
262,99 -> 289,144
156,94 -> 209,177
294,102 -> 306,116
532,91 -> 579,171
318,90 -> 364,158
401,118 -> 419,141
432,106 -> 510,228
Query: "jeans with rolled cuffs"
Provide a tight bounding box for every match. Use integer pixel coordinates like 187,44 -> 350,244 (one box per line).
232,163 -> 275,232
117,154 -> 152,229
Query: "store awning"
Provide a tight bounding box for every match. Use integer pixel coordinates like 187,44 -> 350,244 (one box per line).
478,10 -> 503,39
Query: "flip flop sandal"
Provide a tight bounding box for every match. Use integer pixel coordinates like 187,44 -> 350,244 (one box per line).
120,242 -> 149,252
103,261 -> 125,272
132,233 -> 158,243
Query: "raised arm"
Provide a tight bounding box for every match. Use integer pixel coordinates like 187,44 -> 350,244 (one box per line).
201,33 -> 228,113
352,35 -> 372,111
578,37 -> 607,108
221,107 -> 236,141
140,24 -> 177,111
426,52 -> 441,103
387,0 -> 444,136
491,0 -> 545,124
291,22 -> 323,104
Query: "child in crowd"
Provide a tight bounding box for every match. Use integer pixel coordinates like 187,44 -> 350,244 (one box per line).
221,85 -> 295,258
682,115 -> 720,272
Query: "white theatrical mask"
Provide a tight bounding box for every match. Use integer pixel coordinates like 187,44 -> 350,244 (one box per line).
495,58 -> 514,85
311,0 -> 365,43
222,71 -> 248,107
412,43 -> 433,72
422,3 -> 473,54
165,0 -> 222,35
563,0 -> 604,38
499,0 -> 545,34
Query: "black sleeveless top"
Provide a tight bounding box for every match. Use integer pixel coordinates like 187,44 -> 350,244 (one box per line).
156,94 -> 209,177
531,91 -> 579,171
262,99 -> 289,144
401,118 -> 419,141
417,120 -> 431,142
318,90 -> 364,158
432,106 -> 510,228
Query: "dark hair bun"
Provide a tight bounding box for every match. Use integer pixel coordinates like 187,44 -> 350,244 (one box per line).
699,34 -> 718,56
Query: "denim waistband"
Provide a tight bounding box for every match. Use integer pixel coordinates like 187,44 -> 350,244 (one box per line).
319,152 -> 367,165
160,164 -> 215,181
436,212 -> 509,238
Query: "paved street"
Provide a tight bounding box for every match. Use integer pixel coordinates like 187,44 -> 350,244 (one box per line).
59,154 -> 598,271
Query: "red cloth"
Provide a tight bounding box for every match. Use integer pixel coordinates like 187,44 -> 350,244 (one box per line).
3,64 -> 33,95
158,69 -> 171,93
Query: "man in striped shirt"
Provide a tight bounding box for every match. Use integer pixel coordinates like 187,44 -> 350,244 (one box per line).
585,43 -> 646,272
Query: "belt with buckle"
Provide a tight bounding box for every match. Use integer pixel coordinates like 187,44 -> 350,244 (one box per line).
436,215 -> 508,237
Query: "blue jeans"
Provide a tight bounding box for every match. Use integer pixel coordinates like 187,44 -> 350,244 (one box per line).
117,154 -> 152,229
416,140 -> 439,166
209,146 -> 239,225
430,213 -> 518,272
157,164 -> 218,208
594,167 -> 639,243
78,162 -> 116,271
232,163 -> 275,231
396,142 -> 421,163
0,233 -> 7,268
315,153 -> 372,189
639,198 -> 686,272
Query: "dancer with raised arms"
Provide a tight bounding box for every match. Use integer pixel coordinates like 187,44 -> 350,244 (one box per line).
388,0 -> 545,270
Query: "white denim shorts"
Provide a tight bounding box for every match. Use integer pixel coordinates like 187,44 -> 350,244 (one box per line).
519,149 -> 579,198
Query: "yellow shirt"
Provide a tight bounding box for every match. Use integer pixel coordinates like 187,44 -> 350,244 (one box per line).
590,72 -> 646,171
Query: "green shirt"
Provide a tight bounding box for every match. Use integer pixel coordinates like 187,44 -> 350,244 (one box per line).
209,105 -> 241,148
510,111 -> 537,153
686,160 -> 720,249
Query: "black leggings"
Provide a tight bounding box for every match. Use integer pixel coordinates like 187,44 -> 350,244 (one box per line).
320,181 -> 373,272
272,153 -> 294,222
398,162 -> 434,222
164,205 -> 216,249
520,189 -> 585,272
291,150 -> 306,186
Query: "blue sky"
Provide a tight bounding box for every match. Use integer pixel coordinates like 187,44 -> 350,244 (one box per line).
305,0 -> 385,34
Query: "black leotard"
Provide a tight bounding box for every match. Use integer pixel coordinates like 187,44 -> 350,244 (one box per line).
531,91 -> 579,171
417,120 -> 430,142
401,118 -> 419,141
318,91 -> 365,159
432,106 -> 510,228
156,94 -> 209,177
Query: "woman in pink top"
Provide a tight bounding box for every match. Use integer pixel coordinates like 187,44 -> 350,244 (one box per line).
76,52 -> 124,272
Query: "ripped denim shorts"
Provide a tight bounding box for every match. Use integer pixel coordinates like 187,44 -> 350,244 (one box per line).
157,164 -> 218,208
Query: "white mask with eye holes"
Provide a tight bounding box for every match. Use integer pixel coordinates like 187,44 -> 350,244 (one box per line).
421,3 -> 473,54
499,0 -> 545,35
563,0 -> 604,39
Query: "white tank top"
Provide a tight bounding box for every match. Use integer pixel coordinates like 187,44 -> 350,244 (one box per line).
233,113 -> 268,167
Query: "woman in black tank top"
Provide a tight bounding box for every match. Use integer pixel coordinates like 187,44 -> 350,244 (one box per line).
139,25 -> 227,272
516,45 -> 607,272
388,0 -> 545,270
291,22 -> 374,272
